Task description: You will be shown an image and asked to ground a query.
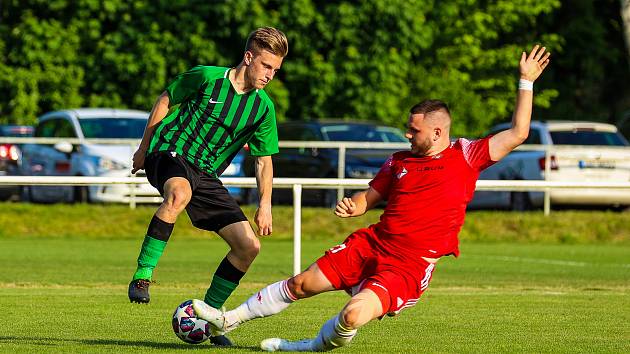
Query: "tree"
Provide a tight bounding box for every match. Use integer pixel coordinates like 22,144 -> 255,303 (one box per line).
623,0 -> 630,68
13,0 -> 630,138
537,0 -> 630,125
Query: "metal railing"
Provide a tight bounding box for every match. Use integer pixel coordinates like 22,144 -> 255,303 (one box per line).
4,137 -> 630,214
2,176 -> 630,275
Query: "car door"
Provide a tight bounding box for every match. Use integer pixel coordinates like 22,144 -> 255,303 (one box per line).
470,127 -> 545,210
270,124 -> 332,204
275,124 -> 327,178
23,117 -> 76,202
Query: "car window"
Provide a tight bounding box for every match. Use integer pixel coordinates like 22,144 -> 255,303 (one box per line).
35,120 -> 58,138
549,130 -> 629,146
374,127 -> 407,142
278,125 -> 300,140
321,124 -> 406,142
488,127 -> 541,145
278,125 -> 319,141
55,119 -> 77,138
524,129 -> 541,144
79,118 -> 147,138
299,128 -> 319,141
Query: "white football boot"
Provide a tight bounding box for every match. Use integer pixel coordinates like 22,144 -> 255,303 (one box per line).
260,338 -> 314,352
191,299 -> 225,331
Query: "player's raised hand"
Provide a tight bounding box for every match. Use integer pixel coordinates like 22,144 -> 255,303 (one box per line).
334,197 -> 356,218
520,44 -> 551,82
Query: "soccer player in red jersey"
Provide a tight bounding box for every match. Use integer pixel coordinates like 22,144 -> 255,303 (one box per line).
193,45 -> 551,351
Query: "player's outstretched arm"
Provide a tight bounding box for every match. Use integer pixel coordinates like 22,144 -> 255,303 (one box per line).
334,187 -> 382,218
254,155 -> 273,236
489,45 -> 551,162
132,91 -> 171,173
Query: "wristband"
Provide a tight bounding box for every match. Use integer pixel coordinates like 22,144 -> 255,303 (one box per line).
519,79 -> 533,91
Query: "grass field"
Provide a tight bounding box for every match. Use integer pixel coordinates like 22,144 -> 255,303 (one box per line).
1,233 -> 628,353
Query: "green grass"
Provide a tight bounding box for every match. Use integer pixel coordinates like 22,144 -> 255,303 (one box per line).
0,235 -> 628,353
1,202 -> 629,244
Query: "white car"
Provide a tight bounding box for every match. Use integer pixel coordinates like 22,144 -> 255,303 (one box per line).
21,108 -> 160,203
470,121 -> 630,210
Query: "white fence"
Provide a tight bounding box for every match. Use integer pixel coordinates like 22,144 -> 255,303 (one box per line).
2,176 -> 630,275
3,137 -> 630,273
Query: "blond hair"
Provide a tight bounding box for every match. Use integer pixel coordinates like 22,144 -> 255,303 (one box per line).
245,27 -> 288,57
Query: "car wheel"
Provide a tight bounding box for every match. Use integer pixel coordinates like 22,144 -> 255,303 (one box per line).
19,186 -> 31,202
23,185 -> 40,203
510,192 -> 532,211
73,186 -> 90,203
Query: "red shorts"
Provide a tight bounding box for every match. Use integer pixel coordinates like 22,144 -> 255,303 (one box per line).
316,227 -> 436,315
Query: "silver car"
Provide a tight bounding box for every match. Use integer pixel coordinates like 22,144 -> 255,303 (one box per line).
470,121 -> 630,210
21,108 -> 160,203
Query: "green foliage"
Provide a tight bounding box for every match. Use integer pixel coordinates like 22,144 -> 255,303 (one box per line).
537,0 -> 630,124
1,1 -> 628,135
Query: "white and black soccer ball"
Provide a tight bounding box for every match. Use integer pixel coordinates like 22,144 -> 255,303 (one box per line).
172,299 -> 210,344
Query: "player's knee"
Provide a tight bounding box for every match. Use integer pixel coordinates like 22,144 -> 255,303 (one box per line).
164,188 -> 190,213
242,236 -> 261,262
231,235 -> 260,264
287,274 -> 311,299
340,306 -> 363,330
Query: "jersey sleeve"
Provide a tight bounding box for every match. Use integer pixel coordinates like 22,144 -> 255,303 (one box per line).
248,102 -> 279,156
459,136 -> 496,171
165,66 -> 209,105
368,155 -> 395,199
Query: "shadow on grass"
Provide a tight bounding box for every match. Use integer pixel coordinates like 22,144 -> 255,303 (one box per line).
0,336 -> 260,351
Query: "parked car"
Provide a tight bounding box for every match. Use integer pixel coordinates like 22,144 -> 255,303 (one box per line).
469,121 -> 630,210
20,108 -> 161,203
242,120 -> 407,206
0,125 -> 34,200
221,149 -> 246,203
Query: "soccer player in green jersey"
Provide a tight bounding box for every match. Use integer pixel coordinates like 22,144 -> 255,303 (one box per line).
127,27 -> 288,346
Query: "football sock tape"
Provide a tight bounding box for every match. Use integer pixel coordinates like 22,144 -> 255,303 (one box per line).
132,216 -> 174,280
204,257 -> 245,309
133,235 -> 167,280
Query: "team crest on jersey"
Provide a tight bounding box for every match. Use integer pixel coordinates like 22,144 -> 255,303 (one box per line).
396,167 -> 408,179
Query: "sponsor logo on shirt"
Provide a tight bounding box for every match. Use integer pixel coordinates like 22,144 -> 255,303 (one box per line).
415,165 -> 444,172
396,167 -> 408,179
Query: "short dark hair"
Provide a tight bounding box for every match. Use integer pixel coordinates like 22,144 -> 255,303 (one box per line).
245,27 -> 289,57
409,99 -> 450,116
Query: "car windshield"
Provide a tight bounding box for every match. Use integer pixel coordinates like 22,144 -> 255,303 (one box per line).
550,130 -> 629,146
321,125 -> 407,142
79,118 -> 147,139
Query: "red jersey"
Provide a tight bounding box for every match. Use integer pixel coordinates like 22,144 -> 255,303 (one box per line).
368,137 -> 495,259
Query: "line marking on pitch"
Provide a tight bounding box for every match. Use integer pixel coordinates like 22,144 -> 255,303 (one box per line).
465,255 -> 630,268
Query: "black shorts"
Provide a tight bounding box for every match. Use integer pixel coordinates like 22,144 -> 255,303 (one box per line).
144,151 -> 247,232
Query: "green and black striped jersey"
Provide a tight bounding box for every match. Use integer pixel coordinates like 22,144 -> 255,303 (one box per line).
148,66 -> 279,176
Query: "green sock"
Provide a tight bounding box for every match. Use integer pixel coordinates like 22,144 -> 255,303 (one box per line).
204,276 -> 239,309
133,235 -> 167,280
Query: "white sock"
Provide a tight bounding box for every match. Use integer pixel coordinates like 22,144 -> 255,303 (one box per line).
224,279 -> 297,330
310,314 -> 357,351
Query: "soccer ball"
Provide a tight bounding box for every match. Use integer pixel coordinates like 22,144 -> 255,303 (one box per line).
172,299 -> 210,344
